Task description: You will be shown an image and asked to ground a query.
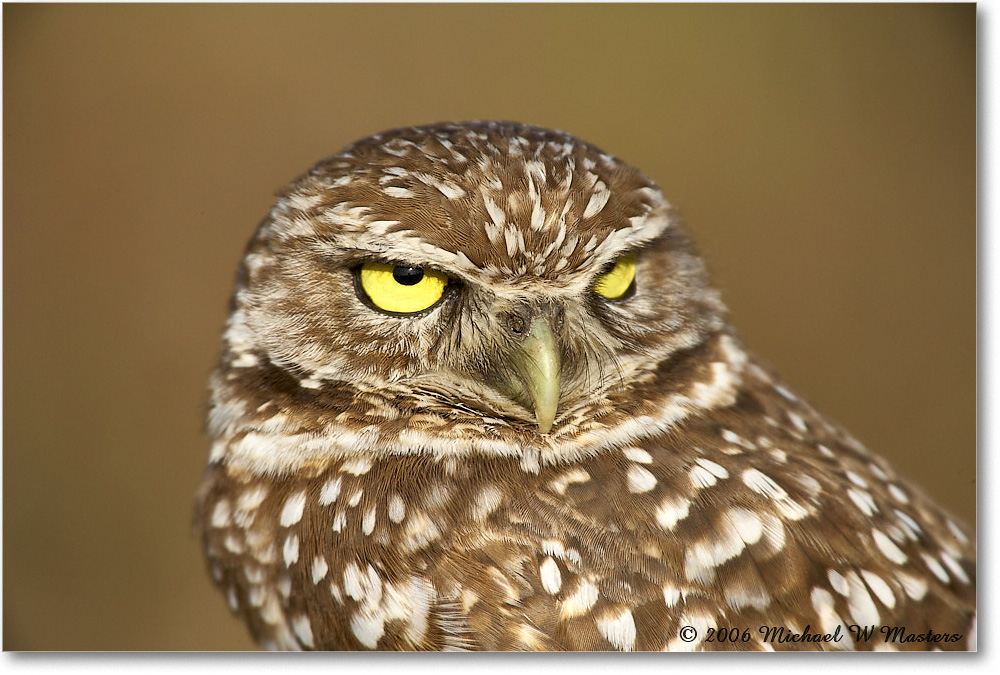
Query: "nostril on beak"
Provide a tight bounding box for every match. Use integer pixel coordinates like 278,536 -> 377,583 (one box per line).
504,303 -> 565,337
550,304 -> 565,331
506,313 -> 527,335
503,305 -> 534,336
533,302 -> 565,332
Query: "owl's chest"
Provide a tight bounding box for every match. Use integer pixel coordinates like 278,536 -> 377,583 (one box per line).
200,451 -> 686,650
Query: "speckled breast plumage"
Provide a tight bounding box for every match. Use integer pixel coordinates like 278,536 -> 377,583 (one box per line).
196,122 -> 975,650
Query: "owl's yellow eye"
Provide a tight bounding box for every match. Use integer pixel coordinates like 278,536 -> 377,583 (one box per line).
357,262 -> 449,314
592,253 -> 636,299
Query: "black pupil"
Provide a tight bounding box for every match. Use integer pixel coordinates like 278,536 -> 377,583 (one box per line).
392,266 -> 424,286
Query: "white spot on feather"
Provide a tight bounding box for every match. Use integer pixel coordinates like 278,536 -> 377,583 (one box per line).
276,574 -> 291,599
483,192 -> 506,228
921,552 -> 950,583
846,471 -> 868,488
775,385 -> 797,401
340,456 -> 373,475
280,491 -> 307,527
894,509 -> 923,539
259,593 -> 285,626
244,565 -> 265,585
318,477 -> 342,505
940,552 -> 970,584
410,171 -> 466,199
724,583 -> 772,611
684,508 -> 762,583
887,484 -> 909,504
872,528 -> 908,564
402,576 -> 433,644
760,513 -> 787,552
530,201 -> 546,231
283,534 -> 299,567
472,484 -> 503,520
211,499 -> 232,528
548,468 -> 590,495
828,569 -> 850,596
656,496 -> 691,531
582,181 -> 611,219
720,428 -> 754,448
689,465 -> 718,489
226,586 -> 239,611
774,499 -> 810,521
848,488 -> 878,516
503,227 -> 518,257
947,519 -> 969,545
362,506 -> 377,535
231,352 -> 259,367
402,510 -> 441,550
236,486 -> 268,513
343,562 -> 383,606
895,571 -> 928,601
742,468 -> 788,500
596,607 -> 636,651
540,557 -> 562,594
861,570 -> 896,609
810,588 -> 852,650
627,464 -> 657,493
696,458 -> 729,479
292,615 -> 314,649
845,571 -> 881,627
623,447 -> 653,464
383,186 -> 414,198
248,585 -> 265,607
311,556 -> 329,584
223,534 -> 244,554
787,411 -> 808,432
541,539 -> 565,557
350,612 -> 384,649
561,578 -> 599,617
869,462 -> 889,481
388,494 -> 406,523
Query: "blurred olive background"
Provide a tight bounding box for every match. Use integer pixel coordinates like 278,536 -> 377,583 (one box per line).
3,3 -> 974,651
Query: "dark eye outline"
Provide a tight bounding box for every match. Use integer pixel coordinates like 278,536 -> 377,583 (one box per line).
351,261 -> 456,317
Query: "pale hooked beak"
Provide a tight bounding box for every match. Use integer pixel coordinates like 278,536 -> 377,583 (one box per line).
506,315 -> 561,433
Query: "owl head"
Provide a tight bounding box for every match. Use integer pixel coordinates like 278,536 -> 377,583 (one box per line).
211,122 -> 728,473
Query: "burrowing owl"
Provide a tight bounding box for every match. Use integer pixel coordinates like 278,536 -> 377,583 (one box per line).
196,122 -> 975,651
